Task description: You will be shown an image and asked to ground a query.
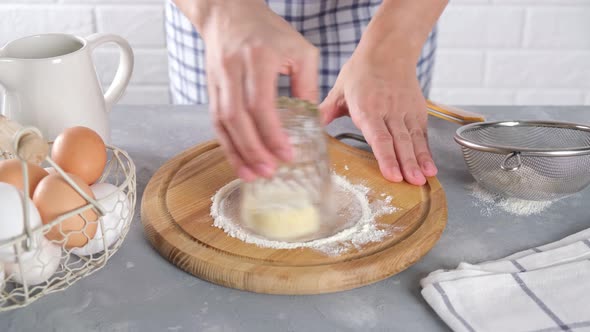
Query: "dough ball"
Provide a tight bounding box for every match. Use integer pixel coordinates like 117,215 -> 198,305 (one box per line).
243,204 -> 320,241
240,181 -> 321,241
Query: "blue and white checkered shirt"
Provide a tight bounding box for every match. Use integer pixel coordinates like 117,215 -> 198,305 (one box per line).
165,0 -> 437,104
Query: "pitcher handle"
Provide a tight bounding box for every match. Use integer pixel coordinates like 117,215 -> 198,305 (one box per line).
87,33 -> 134,112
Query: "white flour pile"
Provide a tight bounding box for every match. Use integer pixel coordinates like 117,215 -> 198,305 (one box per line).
210,174 -> 400,256
467,183 -> 556,216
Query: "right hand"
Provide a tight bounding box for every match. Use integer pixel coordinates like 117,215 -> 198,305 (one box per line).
194,0 -> 319,181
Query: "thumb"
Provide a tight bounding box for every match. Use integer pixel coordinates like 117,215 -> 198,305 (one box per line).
290,49 -> 319,104
319,89 -> 347,125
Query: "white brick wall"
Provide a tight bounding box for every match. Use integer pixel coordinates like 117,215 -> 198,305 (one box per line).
1,0 -> 589,106
431,0 -> 590,106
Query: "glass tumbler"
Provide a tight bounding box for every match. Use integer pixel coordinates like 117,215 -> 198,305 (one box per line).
240,97 -> 335,242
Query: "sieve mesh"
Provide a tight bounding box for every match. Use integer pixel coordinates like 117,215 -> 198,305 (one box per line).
455,121 -> 590,201
460,123 -> 590,150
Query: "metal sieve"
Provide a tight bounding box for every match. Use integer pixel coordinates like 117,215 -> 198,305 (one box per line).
454,120 -> 590,201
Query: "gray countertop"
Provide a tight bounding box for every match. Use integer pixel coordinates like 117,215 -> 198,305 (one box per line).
1,105 -> 589,332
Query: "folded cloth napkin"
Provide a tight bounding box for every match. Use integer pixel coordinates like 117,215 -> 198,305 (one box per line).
421,228 -> 590,332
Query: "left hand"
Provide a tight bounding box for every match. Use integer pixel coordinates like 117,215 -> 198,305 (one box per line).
320,55 -> 438,186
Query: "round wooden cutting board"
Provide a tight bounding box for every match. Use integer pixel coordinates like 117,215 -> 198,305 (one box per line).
141,136 -> 447,295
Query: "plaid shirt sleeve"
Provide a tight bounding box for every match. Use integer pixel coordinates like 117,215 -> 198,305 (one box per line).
165,0 -> 437,105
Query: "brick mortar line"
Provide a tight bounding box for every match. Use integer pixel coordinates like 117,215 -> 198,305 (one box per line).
119,86 -> 590,93
433,88 -> 589,92
94,5 -> 164,10
91,6 -> 97,33
0,4 -> 162,8
483,50 -> 590,55
437,49 -> 487,54
58,1 -> 161,3
5,2 -> 590,6
124,85 -> 170,88
0,4 -> 93,9
10,1 -> 590,5
439,48 -> 590,53
520,6 -> 529,48
481,52 -> 489,88
94,48 -> 168,53
448,3 -> 590,8
515,89 -> 588,93
5,3 -> 590,8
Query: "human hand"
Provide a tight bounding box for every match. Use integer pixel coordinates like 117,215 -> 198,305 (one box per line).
320,57 -> 438,186
187,0 -> 319,181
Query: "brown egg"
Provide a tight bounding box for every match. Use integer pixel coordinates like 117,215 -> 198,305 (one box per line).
0,159 -> 49,197
33,173 -> 98,248
51,126 -> 107,185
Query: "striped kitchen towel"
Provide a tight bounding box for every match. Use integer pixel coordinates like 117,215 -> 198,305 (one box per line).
421,228 -> 590,332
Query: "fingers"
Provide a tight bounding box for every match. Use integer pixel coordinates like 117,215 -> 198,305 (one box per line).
244,47 -> 292,162
290,46 -> 320,103
346,94 -> 436,185
354,112 -> 403,182
405,116 -> 438,177
387,117 -> 427,186
216,55 -> 277,178
209,37 -> 319,181
215,120 -> 258,182
208,82 -> 257,182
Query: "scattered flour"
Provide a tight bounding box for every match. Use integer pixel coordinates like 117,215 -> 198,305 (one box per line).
210,174 -> 400,256
467,183 -> 556,216
344,165 -> 350,171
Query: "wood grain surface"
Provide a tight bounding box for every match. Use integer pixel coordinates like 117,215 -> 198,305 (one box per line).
141,136 -> 447,294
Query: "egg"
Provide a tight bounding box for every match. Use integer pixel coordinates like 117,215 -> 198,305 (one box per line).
0,159 -> 49,197
33,173 -> 98,248
0,182 -> 43,263
72,183 -> 130,256
51,126 -> 107,185
0,265 -> 5,291
5,237 -> 61,286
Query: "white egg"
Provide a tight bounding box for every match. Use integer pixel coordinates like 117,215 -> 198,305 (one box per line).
71,183 -> 129,256
0,265 -> 5,291
43,167 -> 57,175
0,182 -> 43,263
5,237 -> 61,285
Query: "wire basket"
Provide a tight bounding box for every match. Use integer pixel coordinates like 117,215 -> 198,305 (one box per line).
454,120 -> 590,201
0,119 -> 136,311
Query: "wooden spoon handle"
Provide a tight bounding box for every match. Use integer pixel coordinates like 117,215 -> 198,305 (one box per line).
426,100 -> 486,124
0,115 -> 49,164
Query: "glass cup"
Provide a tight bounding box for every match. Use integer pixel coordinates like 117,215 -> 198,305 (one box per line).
240,97 -> 335,242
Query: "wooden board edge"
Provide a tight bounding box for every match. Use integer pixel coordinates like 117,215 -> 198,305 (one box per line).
141,139 -> 448,295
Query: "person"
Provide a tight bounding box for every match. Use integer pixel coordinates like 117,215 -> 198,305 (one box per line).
166,0 -> 447,186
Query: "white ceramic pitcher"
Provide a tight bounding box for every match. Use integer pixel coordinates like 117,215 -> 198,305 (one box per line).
0,33 -> 134,143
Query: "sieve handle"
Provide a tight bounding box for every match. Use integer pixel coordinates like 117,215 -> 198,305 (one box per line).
0,115 -> 49,164
334,133 -> 367,144
500,152 -> 522,171
427,100 -> 486,125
